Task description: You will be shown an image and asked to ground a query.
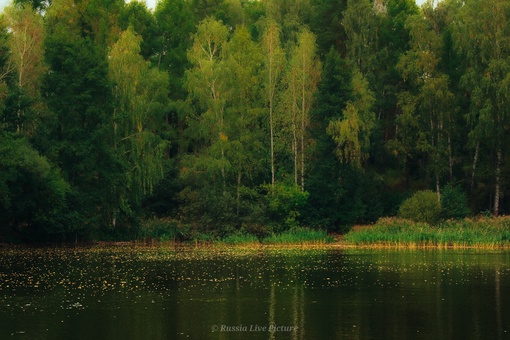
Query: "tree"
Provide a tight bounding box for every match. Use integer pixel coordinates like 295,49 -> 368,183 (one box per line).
262,19 -> 285,187
0,17 -> 9,114
183,20 -> 268,229
43,0 -> 120,233
281,28 -> 321,191
185,17 -> 229,185
152,0 -> 196,170
45,0 -> 124,51
0,132 -> 69,241
13,0 -> 52,12
223,25 -> 264,216
342,0 -> 378,76
454,0 -> 510,215
118,1 -> 159,60
3,4 -> 46,134
327,70 -> 375,168
310,0 -> 348,54
154,0 -> 195,80
304,48 -> 353,227
375,0 -> 418,147
394,4 -> 456,201
108,28 -> 169,224
182,18 -> 232,229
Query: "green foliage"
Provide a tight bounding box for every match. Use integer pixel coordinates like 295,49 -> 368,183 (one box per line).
109,27 -> 169,204
118,1 -> 159,60
262,227 -> 333,245
0,133 -> 69,241
345,216 -> 510,248
14,0 -> 51,12
43,11 -> 121,233
398,190 -> 441,224
264,183 -> 309,231
342,0 -> 378,74
327,70 -> 375,167
154,0 -> 195,98
441,183 -> 470,219
221,231 -> 259,245
0,0 -> 509,243
139,218 -> 179,242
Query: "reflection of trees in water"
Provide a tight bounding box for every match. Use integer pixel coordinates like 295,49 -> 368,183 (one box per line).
268,284 -> 275,340
267,283 -> 305,339
292,285 -> 305,340
496,266 -> 502,339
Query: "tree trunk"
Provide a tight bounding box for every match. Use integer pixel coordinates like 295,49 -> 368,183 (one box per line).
471,142 -> 479,191
300,52 -> 306,192
292,77 -> 298,187
494,145 -> 502,216
293,121 -> 298,187
269,71 -> 275,187
236,172 -> 242,217
448,130 -> 453,181
436,173 -> 441,203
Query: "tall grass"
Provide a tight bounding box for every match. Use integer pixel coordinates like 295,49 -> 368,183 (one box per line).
344,217 -> 510,248
221,233 -> 260,245
262,228 -> 334,245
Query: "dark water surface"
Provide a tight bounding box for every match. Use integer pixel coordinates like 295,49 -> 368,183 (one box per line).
0,246 -> 509,339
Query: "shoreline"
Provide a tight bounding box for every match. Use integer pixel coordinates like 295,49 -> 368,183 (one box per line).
2,240 -> 509,251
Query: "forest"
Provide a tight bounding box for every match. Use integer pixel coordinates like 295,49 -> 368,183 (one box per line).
0,0 -> 509,242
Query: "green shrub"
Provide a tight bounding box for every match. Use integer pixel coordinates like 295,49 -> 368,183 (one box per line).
398,190 -> 441,224
222,232 -> 259,245
264,183 -> 309,232
139,218 -> 179,241
441,183 -> 470,219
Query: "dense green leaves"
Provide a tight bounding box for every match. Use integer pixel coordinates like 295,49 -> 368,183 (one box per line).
0,133 -> 68,241
398,190 -> 441,224
327,70 -> 375,167
0,0 -> 508,242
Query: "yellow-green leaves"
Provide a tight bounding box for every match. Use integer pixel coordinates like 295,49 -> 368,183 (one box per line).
262,19 -> 285,186
109,28 -> 169,197
4,4 -> 45,96
327,70 -> 375,168
282,28 -> 321,189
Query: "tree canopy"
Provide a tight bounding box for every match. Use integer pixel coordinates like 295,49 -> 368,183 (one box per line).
0,0 -> 508,242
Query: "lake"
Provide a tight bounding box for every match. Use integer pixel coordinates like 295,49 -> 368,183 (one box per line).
0,246 -> 509,339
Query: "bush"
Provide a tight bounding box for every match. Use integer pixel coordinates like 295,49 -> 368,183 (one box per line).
139,218 -> 179,241
264,183 -> 309,232
398,190 -> 441,225
222,232 -> 259,245
441,183 -> 470,219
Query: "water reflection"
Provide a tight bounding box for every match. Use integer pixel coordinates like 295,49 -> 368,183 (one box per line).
0,248 -> 509,339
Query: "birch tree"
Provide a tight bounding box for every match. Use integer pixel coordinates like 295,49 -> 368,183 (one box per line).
223,25 -> 264,216
262,19 -> 285,187
108,28 -> 169,210
4,4 -> 46,134
342,0 -> 378,76
282,28 -> 321,191
185,18 -> 229,191
327,70 -> 375,168
454,0 -> 510,215
395,5 -> 456,201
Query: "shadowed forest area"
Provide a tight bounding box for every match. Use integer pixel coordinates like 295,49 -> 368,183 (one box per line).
0,0 -> 509,243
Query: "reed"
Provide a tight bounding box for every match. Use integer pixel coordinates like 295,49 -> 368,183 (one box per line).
262,228 -> 334,245
221,233 -> 260,245
344,216 -> 510,248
